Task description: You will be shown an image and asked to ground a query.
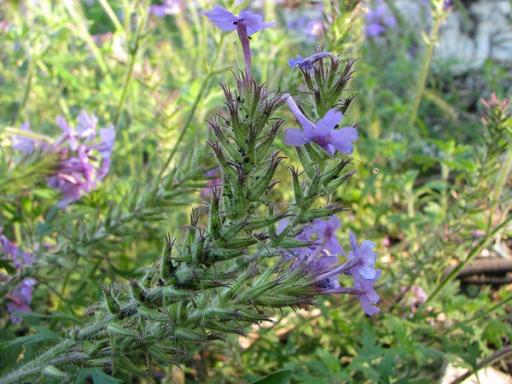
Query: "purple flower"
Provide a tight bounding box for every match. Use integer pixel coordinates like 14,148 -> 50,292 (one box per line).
201,168 -> 222,198
149,0 -> 182,17
345,231 -> 380,315
302,216 -> 343,256
288,52 -> 332,70
52,112 -> 115,207
287,15 -> 324,40
11,122 -> 42,154
278,217 -> 347,291
284,96 -> 358,156
0,234 -> 34,269
205,6 -> 273,78
6,278 -> 37,324
11,112 -> 116,207
353,270 -> 381,316
205,6 -> 274,35
365,0 -> 396,38
278,216 -> 343,260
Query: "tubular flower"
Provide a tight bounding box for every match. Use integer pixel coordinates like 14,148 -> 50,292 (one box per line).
0,234 -> 36,324
5,278 -> 37,324
278,217 -> 350,292
205,6 -> 273,78
0,234 -> 34,269
288,52 -> 332,71
345,231 -> 381,315
284,95 -> 358,156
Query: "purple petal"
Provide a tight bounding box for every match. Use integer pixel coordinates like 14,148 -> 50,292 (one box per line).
239,9 -> 274,35
205,6 -> 238,32
11,122 -> 36,154
288,55 -> 304,68
330,127 -> 358,154
316,109 -> 342,135
286,96 -> 316,134
284,128 -> 309,146
76,111 -> 97,140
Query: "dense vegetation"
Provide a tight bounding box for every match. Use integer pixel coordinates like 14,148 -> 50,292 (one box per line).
0,1 -> 511,383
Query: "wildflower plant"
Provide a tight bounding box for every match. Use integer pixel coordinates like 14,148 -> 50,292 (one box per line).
0,4 -> 379,382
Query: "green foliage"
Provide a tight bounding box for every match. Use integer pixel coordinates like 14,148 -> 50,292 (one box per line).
1,0 -> 511,383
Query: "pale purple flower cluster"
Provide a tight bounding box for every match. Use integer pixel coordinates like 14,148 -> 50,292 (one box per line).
0,234 -> 36,323
279,219 -> 381,315
284,95 -> 358,156
11,111 -> 115,208
278,216 -> 343,291
149,0 -> 183,17
365,0 -> 397,38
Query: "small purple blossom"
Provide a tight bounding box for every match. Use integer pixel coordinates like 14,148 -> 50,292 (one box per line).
149,0 -> 182,17
205,6 -> 273,78
365,0 -> 396,38
205,6 -> 274,36
0,233 -> 34,269
284,96 -> 358,156
288,52 -> 332,71
278,216 -> 343,259
287,16 -> 324,40
0,233 -> 36,324
278,217 -> 345,291
201,168 -> 222,199
345,231 -> 380,315
5,278 -> 37,324
11,122 -> 44,154
49,113 -> 115,207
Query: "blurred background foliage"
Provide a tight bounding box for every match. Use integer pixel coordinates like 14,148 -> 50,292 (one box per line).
0,0 -> 511,382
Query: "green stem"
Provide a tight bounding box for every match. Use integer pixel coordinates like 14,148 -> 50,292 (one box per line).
486,148 -> 512,234
407,15 -> 442,128
425,215 -> 512,304
11,58 -> 33,125
448,346 -> 512,384
113,15 -> 145,125
157,65 -> 230,181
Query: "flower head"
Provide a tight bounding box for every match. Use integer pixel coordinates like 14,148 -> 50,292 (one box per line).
5,278 -> 37,324
278,217 -> 346,292
205,6 -> 274,36
345,231 -> 380,315
205,6 -> 273,78
11,122 -> 45,154
11,111 -> 116,208
284,96 -> 358,156
0,233 -> 34,269
365,0 -> 396,38
150,0 -> 182,17
288,52 -> 332,71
